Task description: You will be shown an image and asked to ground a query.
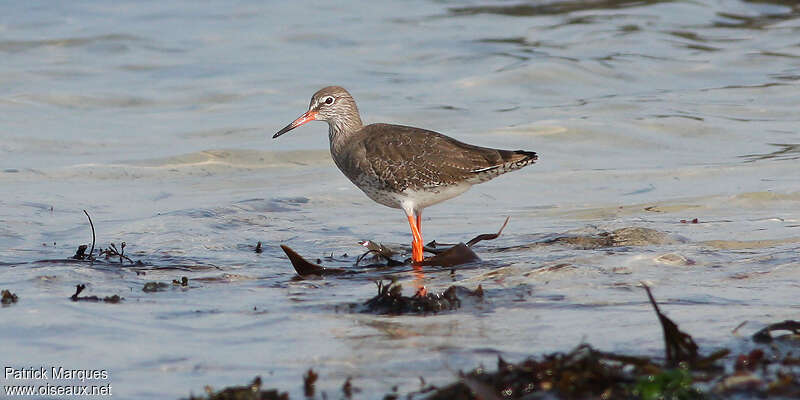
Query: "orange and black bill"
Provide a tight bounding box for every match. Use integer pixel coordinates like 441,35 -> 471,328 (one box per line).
273,110 -> 318,138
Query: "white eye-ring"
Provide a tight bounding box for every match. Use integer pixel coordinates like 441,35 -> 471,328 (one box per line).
323,96 -> 334,105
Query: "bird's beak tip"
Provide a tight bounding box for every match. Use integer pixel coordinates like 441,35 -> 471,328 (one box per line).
272,110 -> 318,140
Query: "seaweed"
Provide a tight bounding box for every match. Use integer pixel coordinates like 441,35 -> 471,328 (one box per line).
342,377 -> 358,399
423,344 -> 663,400
187,376 -> 288,400
97,242 -> 134,264
303,369 -> 317,397
413,216 -> 508,267
68,210 -> 142,265
423,216 -> 510,254
179,310 -> 800,399
411,286 -> 726,399
69,284 -> 122,303
361,280 -> 483,315
1,289 -> 19,305
142,277 -> 190,292
632,368 -> 703,400
501,227 -> 681,251
282,217 -> 512,277
72,244 -> 89,260
714,346 -> 800,396
172,276 -> 189,286
652,291 -> 700,366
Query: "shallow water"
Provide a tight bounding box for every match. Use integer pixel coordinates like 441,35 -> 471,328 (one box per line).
1,0 -> 799,398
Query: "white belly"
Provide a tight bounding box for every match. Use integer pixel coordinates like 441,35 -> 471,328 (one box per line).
360,182 -> 472,211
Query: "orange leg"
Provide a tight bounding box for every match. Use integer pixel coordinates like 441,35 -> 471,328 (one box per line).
406,214 -> 424,263
408,211 -> 427,294
416,211 -> 423,252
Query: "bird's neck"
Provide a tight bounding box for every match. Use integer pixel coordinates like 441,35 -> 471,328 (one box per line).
327,114 -> 363,147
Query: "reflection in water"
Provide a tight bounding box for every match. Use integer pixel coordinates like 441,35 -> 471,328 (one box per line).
714,2 -> 800,29
412,265 -> 427,295
449,0 -> 669,17
740,143 -> 800,162
0,34 -> 143,53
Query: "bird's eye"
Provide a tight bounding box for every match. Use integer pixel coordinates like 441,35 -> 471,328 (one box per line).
324,97 -> 334,105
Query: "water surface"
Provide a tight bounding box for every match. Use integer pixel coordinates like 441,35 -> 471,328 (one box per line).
1,0 -> 799,398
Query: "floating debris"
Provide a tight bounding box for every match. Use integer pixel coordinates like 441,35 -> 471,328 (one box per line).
418,243 -> 480,267
356,240 -> 403,266
72,244 -> 89,260
280,245 -> 348,277
1,289 -> 19,305
69,284 -> 122,303
752,320 -> 800,343
172,276 -> 189,286
142,282 -> 171,292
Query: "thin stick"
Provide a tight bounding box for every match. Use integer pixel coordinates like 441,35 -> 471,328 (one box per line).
83,210 -> 96,260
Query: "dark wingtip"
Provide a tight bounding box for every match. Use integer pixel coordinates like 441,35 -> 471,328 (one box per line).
514,150 -> 538,163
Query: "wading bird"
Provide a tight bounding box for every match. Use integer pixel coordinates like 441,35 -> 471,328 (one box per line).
273,86 -> 537,263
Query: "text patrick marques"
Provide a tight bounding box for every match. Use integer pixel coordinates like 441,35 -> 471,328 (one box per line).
3,367 -> 112,397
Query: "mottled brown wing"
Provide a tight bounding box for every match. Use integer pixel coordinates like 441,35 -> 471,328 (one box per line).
358,124 -> 536,191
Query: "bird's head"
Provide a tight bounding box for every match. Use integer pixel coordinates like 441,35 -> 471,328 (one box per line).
273,86 -> 361,139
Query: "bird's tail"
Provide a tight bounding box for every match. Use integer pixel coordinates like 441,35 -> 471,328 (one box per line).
469,149 -> 538,182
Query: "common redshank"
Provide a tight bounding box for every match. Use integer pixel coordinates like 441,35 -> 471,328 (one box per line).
273,86 -> 537,263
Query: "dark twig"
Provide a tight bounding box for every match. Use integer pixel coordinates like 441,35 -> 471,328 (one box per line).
83,210 -> 96,260
99,242 -> 134,264
466,216 -> 510,247
753,320 -> 800,343
643,283 -> 710,368
424,216 -> 510,255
